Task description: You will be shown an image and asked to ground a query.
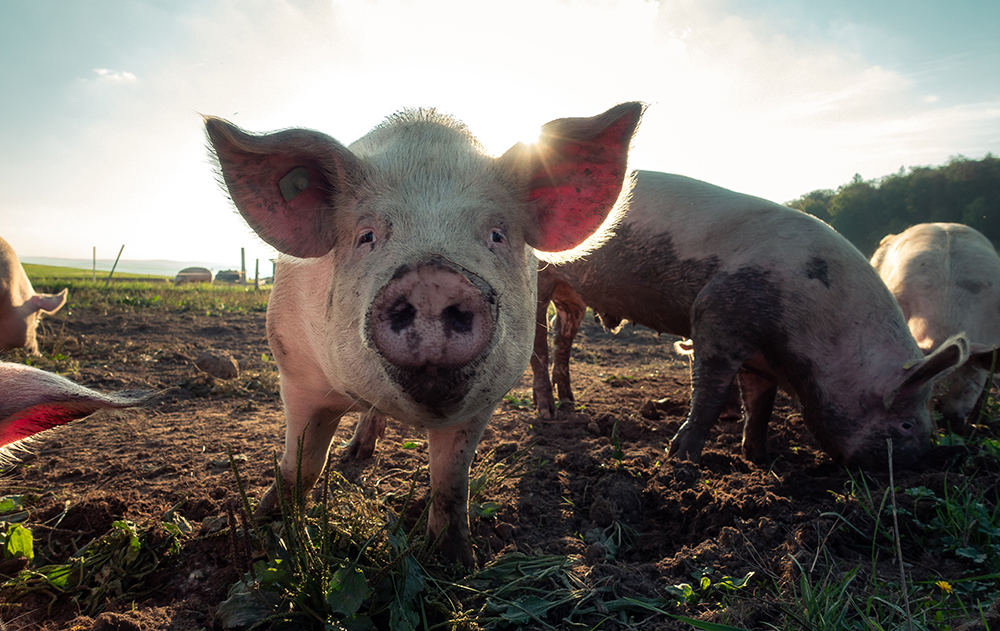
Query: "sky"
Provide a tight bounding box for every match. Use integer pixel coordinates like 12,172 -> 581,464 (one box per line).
1,0 -> 997,271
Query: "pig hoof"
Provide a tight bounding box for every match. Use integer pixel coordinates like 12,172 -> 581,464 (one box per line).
436,538 -> 476,568
254,484 -> 281,517
344,435 -> 377,460
344,411 -> 387,461
741,440 -> 770,466
667,436 -> 704,464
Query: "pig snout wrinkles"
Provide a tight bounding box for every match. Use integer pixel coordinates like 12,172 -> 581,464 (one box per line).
371,262 -> 494,369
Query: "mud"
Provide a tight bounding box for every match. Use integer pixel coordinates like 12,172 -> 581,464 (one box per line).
1,305 -> 998,630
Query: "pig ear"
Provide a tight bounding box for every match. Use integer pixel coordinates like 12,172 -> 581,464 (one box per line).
970,344 -> 1000,372
31,288 -> 67,315
204,116 -> 365,258
884,334 -> 970,410
0,363 -> 157,451
500,102 -> 644,253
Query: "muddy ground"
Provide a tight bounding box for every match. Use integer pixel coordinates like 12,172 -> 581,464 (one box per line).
2,304 -> 1000,630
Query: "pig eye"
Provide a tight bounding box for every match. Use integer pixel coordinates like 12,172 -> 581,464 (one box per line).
357,230 -> 376,248
490,229 -> 505,245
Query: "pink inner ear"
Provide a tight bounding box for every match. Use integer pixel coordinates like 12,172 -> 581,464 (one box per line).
527,155 -> 628,253
225,153 -> 332,258
525,111 -> 638,253
32,291 -> 66,314
529,173 -> 625,252
0,404 -> 85,448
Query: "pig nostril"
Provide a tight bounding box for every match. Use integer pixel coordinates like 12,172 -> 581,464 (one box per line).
442,305 -> 474,334
389,300 -> 417,332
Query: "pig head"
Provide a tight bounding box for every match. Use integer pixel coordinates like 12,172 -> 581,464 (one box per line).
0,362 -> 156,455
205,103 -> 642,564
872,222 -> 1000,430
0,236 -> 67,355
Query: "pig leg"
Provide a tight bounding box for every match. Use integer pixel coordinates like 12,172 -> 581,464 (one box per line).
737,368 -> 778,465
344,409 -> 387,460
669,277 -> 765,462
427,406 -> 492,566
668,352 -> 742,463
258,377 -> 354,512
551,284 -> 587,406
719,376 -> 744,420
531,275 -> 557,419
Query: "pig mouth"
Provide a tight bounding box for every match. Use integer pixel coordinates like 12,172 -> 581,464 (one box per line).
382,362 -> 480,417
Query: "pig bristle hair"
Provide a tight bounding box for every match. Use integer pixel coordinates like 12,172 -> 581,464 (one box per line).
0,436 -> 38,466
534,169 -> 636,265
373,108 -> 489,155
673,339 -> 695,356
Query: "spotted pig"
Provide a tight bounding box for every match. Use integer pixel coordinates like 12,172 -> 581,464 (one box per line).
533,170 -> 968,469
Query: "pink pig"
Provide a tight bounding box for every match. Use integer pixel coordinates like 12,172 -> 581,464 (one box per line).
205,104 -> 642,564
0,236 -> 67,355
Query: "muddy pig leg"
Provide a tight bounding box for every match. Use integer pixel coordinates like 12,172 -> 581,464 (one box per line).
427,406 -> 492,566
737,367 -> 778,465
668,350 -> 742,463
669,276 -> 765,463
551,284 -> 587,407
531,273 -> 558,419
344,409 -> 387,460
720,375 -> 744,420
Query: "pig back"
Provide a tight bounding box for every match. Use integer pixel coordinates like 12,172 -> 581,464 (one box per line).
873,223 -> 1000,351
542,170 -> 903,347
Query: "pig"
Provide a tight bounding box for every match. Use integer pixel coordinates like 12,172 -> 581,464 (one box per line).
530,170 -> 968,469
0,236 -> 68,355
0,362 -> 155,455
871,222 -> 1000,430
204,103 -> 642,564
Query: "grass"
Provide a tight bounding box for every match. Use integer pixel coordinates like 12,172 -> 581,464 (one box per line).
22,263 -> 171,280
22,263 -> 269,316
0,497 -> 187,617
29,278 -> 269,315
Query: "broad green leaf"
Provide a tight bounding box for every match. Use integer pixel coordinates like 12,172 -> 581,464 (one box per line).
0,496 -> 24,515
217,581 -> 279,627
400,557 -> 424,601
389,597 -> 419,631
471,501 -> 501,518
327,565 -> 367,616
4,523 -> 33,560
496,595 -> 556,624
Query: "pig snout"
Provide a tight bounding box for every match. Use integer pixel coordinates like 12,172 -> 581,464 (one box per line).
372,261 -> 494,367
370,260 -> 496,412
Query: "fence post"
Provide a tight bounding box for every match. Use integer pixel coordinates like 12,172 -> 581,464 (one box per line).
104,245 -> 124,288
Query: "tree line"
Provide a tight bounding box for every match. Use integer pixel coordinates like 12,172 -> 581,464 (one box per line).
786,154 -> 1000,257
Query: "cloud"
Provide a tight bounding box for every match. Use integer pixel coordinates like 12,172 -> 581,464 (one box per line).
1,0 -> 996,262
93,68 -> 137,82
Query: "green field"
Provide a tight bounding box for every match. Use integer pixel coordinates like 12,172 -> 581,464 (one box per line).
23,263 -> 268,315
22,263 -> 170,280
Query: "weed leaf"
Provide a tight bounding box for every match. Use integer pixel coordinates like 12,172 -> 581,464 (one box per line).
326,565 -> 367,616
3,524 -> 33,560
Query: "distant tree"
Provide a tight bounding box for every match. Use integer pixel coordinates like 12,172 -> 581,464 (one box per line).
786,189 -> 834,222
787,154 -> 1000,256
